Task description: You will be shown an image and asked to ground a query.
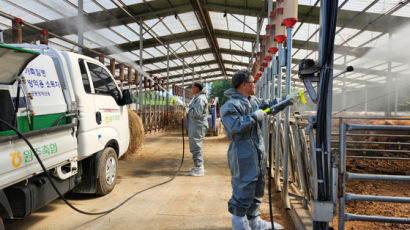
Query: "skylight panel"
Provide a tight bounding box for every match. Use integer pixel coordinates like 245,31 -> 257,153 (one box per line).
178,12 -> 201,30
202,54 -> 215,61
163,17 -> 185,34
45,0 -> 77,16
111,25 -> 138,41
143,47 -> 162,58
217,38 -> 231,49
0,3 -> 44,24
91,0 -> 117,9
244,16 -> 257,34
91,28 -> 127,44
228,14 -> 245,33
340,1 -> 370,12
182,41 -> 197,51
209,11 -> 227,30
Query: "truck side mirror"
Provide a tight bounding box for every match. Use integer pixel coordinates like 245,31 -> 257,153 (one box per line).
121,89 -> 133,105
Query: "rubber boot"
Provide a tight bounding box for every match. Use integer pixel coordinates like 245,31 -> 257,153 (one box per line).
232,215 -> 251,230
248,216 -> 284,230
185,166 -> 204,176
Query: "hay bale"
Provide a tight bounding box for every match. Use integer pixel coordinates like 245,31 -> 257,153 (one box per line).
123,108 -> 144,159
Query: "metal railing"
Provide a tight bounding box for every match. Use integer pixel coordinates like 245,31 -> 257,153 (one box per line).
338,122 -> 410,229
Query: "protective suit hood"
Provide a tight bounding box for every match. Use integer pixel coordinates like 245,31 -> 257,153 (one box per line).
224,88 -> 243,99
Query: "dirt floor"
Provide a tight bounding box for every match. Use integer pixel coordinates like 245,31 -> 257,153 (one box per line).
4,130 -> 295,230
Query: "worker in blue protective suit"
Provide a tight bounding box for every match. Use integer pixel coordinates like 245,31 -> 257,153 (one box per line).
186,82 -> 209,176
221,70 -> 287,230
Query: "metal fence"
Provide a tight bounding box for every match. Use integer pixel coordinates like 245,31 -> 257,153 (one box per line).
338,122 -> 410,229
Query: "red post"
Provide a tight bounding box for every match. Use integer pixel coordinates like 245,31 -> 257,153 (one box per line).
110,58 -> 116,76
12,18 -> 23,43
40,29 -> 48,45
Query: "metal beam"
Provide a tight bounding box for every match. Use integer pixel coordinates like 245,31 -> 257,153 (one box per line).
148,60 -> 248,75
191,0 -> 227,77
167,67 -> 238,81
172,74 -> 232,85
82,29 -> 204,56
86,29 -> 370,60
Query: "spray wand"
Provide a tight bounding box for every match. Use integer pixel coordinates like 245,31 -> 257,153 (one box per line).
263,91 -> 307,114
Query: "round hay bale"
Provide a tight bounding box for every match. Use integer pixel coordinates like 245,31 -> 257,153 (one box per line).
123,108 -> 144,159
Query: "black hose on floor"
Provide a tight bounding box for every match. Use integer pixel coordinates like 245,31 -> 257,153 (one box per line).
0,114 -> 185,216
268,129 -> 275,229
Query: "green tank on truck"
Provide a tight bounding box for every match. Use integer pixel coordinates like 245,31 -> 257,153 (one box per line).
0,43 -> 132,227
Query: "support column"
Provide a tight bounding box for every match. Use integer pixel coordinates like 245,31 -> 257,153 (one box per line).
12,18 -> 23,43
99,53 -> 104,64
128,66 -> 132,90
40,29 -> 49,45
386,33 -> 392,117
364,86 -> 368,112
139,17 -> 144,117
77,0 -> 83,54
342,55 -> 347,111
182,58 -> 185,105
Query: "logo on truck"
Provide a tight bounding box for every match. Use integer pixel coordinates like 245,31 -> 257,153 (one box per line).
10,152 -> 22,168
9,143 -> 58,167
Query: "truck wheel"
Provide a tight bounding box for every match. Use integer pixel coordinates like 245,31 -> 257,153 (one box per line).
96,147 -> 118,195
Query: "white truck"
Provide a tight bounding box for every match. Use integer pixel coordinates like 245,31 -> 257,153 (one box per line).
0,44 -> 132,227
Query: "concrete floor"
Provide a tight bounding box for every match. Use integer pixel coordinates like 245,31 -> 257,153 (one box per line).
5,130 -> 294,230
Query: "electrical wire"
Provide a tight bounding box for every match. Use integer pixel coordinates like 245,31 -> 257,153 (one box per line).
0,115 -> 185,216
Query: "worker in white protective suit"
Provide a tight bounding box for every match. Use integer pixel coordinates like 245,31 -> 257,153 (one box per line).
186,82 -> 209,176
221,70 -> 289,230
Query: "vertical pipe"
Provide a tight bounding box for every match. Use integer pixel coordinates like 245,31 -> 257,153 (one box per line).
166,44 -> 170,107
77,0 -> 83,54
338,122 -> 347,230
40,29 -> 49,45
364,86 -> 368,112
135,70 -> 139,111
342,55 -> 347,111
12,18 -> 23,43
275,45 -> 283,192
270,54 -> 276,182
166,45 -> 170,126
182,59 -> 185,105
128,66 -> 133,90
386,33 -> 392,117
282,26 -> 293,209
139,17 -> 144,121
149,77 -> 152,133
99,53 -> 105,64
394,77 -> 398,116
0,29 -> 4,43
271,54 -> 276,102
119,63 -> 124,91
251,16 -> 261,69
110,58 -> 116,76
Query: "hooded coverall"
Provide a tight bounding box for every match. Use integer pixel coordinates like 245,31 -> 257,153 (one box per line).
220,88 -> 278,218
187,89 -> 209,168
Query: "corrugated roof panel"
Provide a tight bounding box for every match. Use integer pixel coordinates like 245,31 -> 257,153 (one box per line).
178,12 -> 201,30
209,11 -> 227,30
